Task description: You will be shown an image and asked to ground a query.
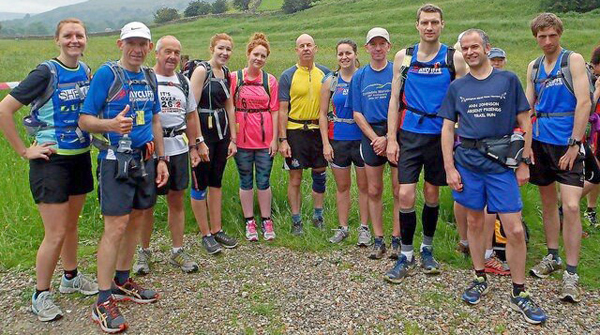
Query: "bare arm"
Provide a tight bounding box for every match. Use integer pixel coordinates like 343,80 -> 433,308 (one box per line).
278,101 -> 291,157
79,104 -> 132,134
0,95 -> 30,158
441,119 -> 462,191
319,77 -> 332,147
453,50 -> 468,79
569,52 -> 592,141
152,113 -> 169,187
525,60 -> 537,108
515,110 -> 532,185
386,49 -> 406,163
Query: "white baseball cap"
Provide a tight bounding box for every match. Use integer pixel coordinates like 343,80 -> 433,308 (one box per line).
366,27 -> 390,44
120,22 -> 151,41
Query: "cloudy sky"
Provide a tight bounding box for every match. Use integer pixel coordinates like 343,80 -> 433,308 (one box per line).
0,0 -> 86,13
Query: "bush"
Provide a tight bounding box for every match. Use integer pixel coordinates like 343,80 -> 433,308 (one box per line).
282,0 -> 312,14
154,7 -> 180,24
184,0 -> 212,17
212,0 -> 228,14
540,0 -> 600,13
233,0 -> 252,11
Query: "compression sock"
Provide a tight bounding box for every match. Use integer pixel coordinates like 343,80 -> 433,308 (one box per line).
64,268 -> 78,280
422,202 -> 439,241
400,208 -> 417,246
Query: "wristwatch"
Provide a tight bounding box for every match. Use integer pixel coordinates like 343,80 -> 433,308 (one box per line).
158,156 -> 168,162
567,137 -> 582,147
195,136 -> 205,144
522,156 -> 532,165
278,137 -> 288,143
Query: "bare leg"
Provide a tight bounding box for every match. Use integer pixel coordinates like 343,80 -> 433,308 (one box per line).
139,208 -> 154,249
498,212 -> 526,284
239,189 -> 254,219
559,184 -> 583,267
60,194 -> 87,271
538,183 -> 560,250
332,167 -> 351,227
365,165 -> 384,236
191,197 -> 210,236
115,209 -> 146,271
166,190 -> 185,248
391,167 -> 401,236
257,187 -> 272,219
484,210 -> 496,253
36,202 -> 71,290
467,209 -> 486,271
288,170 -> 303,215
208,187 -> 223,233
355,166 -> 369,226
97,214 -> 129,290
454,202 -> 468,242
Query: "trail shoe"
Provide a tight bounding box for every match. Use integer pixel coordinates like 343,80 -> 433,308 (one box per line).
584,209 -> 598,227
245,220 -> 259,242
329,227 -> 349,243
420,246 -> 441,274
456,242 -> 470,256
530,254 -> 562,278
384,254 -> 416,284
92,297 -> 128,333
262,219 -> 276,241
312,216 -> 324,229
484,255 -> 510,276
202,235 -> 222,255
132,248 -> 152,275
462,277 -> 489,305
389,237 -> 401,260
59,272 -> 99,295
356,226 -> 372,247
510,291 -> 548,324
559,271 -> 582,303
368,238 -> 386,259
214,231 -> 238,249
31,291 -> 63,322
169,248 -> 199,273
112,278 -> 159,304
291,221 -> 304,236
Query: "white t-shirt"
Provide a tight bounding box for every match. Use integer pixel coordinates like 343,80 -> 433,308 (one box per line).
156,73 -> 196,156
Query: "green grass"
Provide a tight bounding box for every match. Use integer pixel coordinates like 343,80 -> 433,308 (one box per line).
1,0 -> 600,289
257,0 -> 283,11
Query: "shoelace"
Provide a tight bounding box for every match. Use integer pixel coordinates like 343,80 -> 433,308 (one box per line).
39,293 -> 55,310
247,222 -> 257,234
470,279 -> 487,294
564,273 -> 579,290
103,298 -> 121,319
516,292 -> 535,312
263,221 -> 274,233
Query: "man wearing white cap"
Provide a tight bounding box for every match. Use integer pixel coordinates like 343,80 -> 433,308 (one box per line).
348,27 -> 400,259
385,4 -> 467,283
79,21 -> 168,333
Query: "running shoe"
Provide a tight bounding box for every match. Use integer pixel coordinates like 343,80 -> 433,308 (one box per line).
510,291 -> 548,324
389,236 -> 401,260
384,254 -> 416,284
31,291 -> 63,322
584,209 -> 598,227
328,227 -> 349,243
92,297 -> 128,333
214,231 -> 238,249
356,226 -> 372,247
484,255 -> 510,276
59,272 -> 99,295
368,238 -> 386,259
462,277 -> 489,305
112,278 -> 159,304
245,220 -> 259,241
559,271 -> 582,303
132,248 -> 152,275
420,246 -> 441,274
169,248 -> 199,273
262,219 -> 276,241
456,242 -> 470,256
312,216 -> 324,229
291,221 -> 304,236
201,235 -> 222,255
530,254 -> 562,278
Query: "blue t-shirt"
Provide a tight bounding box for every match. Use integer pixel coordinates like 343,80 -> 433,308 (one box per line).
81,64 -> 160,159
324,73 -> 362,141
402,44 -> 454,135
346,62 -> 393,124
439,69 -> 530,173
533,49 -> 578,145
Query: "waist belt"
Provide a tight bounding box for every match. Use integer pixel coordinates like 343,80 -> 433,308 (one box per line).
163,127 -> 185,137
406,106 -> 437,124
459,138 -> 482,149
237,108 -> 269,143
199,108 -> 228,140
329,114 -> 355,124
535,111 -> 574,118
288,117 -> 319,130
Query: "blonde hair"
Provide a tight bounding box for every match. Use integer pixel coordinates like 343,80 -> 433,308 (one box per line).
246,32 -> 270,56
55,18 -> 86,39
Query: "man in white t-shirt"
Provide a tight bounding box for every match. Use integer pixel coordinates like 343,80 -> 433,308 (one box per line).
134,35 -> 208,274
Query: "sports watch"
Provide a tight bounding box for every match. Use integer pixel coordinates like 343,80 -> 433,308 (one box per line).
278,137 -> 288,143
522,156 -> 532,165
567,137 -> 582,147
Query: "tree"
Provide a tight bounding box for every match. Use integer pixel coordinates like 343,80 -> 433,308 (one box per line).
27,22 -> 49,36
154,7 -> 180,24
211,0 -> 228,14
0,23 -> 2,35
184,0 -> 211,17
282,0 -> 312,14
233,0 -> 251,11
540,0 -> 600,13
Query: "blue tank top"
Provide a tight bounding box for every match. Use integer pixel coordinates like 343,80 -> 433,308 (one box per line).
34,60 -> 91,154
401,44 -> 453,135
533,49 -> 577,145
328,74 -> 362,141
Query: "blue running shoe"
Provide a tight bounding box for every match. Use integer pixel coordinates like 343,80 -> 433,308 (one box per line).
384,254 -> 416,284
462,277 -> 489,305
420,246 -> 441,274
510,291 -> 547,324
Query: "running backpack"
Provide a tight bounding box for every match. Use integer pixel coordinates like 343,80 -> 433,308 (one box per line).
530,50 -> 597,114
157,72 -> 190,100
329,71 -> 339,93
234,69 -> 271,106
104,61 -> 158,104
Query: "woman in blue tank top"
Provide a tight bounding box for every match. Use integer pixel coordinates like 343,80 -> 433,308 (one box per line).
318,39 -> 369,243
0,19 -> 97,322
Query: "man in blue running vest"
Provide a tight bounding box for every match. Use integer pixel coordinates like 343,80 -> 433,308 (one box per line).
526,13 -> 589,303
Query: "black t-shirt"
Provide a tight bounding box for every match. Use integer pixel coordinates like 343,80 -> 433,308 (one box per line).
10,58 -> 79,105
197,63 -> 231,143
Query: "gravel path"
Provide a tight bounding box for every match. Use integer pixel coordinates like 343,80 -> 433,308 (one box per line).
2,235 -> 599,334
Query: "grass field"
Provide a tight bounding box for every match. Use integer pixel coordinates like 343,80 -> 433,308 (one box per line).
1,0 -> 600,288
257,0 -> 283,11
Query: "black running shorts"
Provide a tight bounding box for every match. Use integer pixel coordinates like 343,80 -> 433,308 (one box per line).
583,142 -> 600,184
529,140 -> 584,187
330,139 -> 364,168
398,129 -> 446,186
29,152 -> 93,204
359,123 -> 397,168
157,152 -> 190,195
284,129 -> 327,170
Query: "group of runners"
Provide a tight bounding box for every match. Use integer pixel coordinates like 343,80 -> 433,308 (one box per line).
0,3 -> 599,332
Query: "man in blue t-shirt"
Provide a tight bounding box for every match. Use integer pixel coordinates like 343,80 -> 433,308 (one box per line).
78,22 -> 169,333
525,13 -> 588,303
385,4 -> 467,281
347,27 -> 401,260
439,29 -> 547,325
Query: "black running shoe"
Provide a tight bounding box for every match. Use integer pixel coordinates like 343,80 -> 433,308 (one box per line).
202,235 -> 222,255
214,231 -> 239,249
111,279 -> 159,304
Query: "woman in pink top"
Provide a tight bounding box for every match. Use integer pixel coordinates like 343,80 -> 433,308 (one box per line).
231,33 -> 280,241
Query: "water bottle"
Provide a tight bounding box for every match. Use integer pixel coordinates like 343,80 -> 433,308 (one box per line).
505,128 -> 525,168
